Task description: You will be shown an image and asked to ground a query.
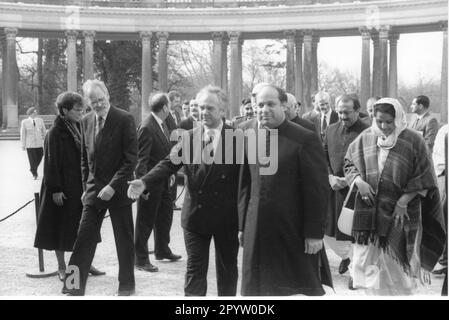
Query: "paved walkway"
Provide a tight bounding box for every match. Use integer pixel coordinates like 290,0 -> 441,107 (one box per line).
0,140 -> 445,297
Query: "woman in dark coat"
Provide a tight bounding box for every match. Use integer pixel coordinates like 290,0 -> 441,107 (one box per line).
34,92 -> 103,280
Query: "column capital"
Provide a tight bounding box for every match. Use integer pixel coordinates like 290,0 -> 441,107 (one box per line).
156,32 -> 169,42
388,33 -> 400,44
283,30 -> 296,41
139,31 -> 152,43
4,27 -> 18,40
295,32 -> 304,44
82,30 -> 95,44
228,31 -> 241,44
65,30 -> 78,41
440,21 -> 448,32
359,27 -> 371,40
378,25 -> 391,40
212,32 -> 226,41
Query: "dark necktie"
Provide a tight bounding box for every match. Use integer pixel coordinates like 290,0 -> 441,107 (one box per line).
204,131 -> 215,158
412,117 -> 419,129
162,121 -> 170,142
33,119 -> 35,127
96,116 -> 104,141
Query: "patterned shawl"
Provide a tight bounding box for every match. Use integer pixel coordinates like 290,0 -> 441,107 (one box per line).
61,116 -> 81,151
344,127 -> 446,274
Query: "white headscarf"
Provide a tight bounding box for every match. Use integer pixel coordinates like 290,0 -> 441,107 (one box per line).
371,97 -> 408,149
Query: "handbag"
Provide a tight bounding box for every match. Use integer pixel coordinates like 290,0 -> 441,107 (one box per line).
337,180 -> 357,236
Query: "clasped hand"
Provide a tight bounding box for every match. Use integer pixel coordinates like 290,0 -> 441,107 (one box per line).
98,185 -> 115,201
127,179 -> 146,200
328,175 -> 347,190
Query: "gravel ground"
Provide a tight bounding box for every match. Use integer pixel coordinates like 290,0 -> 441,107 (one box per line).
0,140 -> 445,298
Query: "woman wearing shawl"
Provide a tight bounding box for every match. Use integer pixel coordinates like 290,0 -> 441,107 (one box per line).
344,98 -> 446,295
34,92 -> 104,280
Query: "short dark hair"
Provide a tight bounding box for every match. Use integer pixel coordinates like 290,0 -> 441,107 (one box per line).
415,95 -> 430,109
241,98 -> 251,105
168,90 -> 180,102
149,93 -> 169,113
257,85 -> 287,103
338,93 -> 361,111
26,107 -> 37,115
373,103 -> 395,118
55,92 -> 83,116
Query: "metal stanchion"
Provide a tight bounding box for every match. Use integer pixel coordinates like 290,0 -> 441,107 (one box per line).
26,192 -> 58,278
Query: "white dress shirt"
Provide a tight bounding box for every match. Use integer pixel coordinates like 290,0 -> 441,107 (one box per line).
20,117 -> 46,149
203,120 -> 223,155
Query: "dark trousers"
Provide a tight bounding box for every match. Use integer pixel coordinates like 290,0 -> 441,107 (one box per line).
183,228 -> 239,296
65,204 -> 135,295
26,147 -> 43,176
135,188 -> 173,264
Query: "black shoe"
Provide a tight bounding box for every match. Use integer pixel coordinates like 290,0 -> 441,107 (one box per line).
432,266 -> 448,275
136,262 -> 159,272
348,277 -> 357,290
89,265 -> 106,276
58,269 -> 66,282
61,287 -> 84,296
338,258 -> 351,274
116,288 -> 135,296
155,253 -> 182,261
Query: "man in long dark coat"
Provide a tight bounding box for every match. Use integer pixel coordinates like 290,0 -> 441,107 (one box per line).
238,85 -> 331,296
323,94 -> 370,280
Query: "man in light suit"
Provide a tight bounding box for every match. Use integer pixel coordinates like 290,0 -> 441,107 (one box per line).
128,85 -> 241,296
135,93 -> 181,273
314,91 -> 338,141
408,95 -> 439,154
63,80 -> 137,296
20,107 -> 46,179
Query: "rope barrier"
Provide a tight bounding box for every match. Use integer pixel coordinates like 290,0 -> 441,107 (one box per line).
0,199 -> 35,223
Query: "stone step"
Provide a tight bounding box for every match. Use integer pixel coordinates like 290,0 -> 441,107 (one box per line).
0,130 -> 20,140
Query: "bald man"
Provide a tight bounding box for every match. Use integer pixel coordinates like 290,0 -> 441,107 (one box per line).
284,93 -> 315,132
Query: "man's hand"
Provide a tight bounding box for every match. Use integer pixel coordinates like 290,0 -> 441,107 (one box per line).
169,175 -> 176,187
52,192 -> 67,206
238,231 -> 244,247
127,180 -> 146,200
328,175 -> 347,190
304,238 -> 323,255
97,185 -> 115,201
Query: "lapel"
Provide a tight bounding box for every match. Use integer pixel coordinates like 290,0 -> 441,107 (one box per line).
95,106 -> 117,152
84,111 -> 96,153
150,114 -> 170,151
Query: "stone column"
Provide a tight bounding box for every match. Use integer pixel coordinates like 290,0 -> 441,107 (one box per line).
388,33 -> 399,98
360,27 -> 371,110
303,30 -> 313,111
1,35 -> 7,129
83,31 -> 95,81
157,32 -> 169,92
212,32 -> 225,88
229,31 -> 242,118
65,30 -> 78,92
311,34 -> 320,94
441,22 -> 448,123
284,30 -> 296,93
371,31 -> 380,97
378,26 -> 390,97
140,31 -> 153,120
294,33 -> 303,104
4,28 -> 18,129
221,37 -> 229,95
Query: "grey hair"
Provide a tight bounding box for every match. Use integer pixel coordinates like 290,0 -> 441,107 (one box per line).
82,79 -> 109,99
196,85 -> 228,111
314,91 -> 330,103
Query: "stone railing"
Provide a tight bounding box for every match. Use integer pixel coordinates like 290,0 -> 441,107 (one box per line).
0,0 -> 381,9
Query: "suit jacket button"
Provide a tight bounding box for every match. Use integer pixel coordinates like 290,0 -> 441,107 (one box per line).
221,174 -> 226,179
198,204 -> 202,208
198,190 -> 202,194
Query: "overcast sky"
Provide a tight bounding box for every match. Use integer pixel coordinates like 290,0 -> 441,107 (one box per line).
16,31 -> 443,88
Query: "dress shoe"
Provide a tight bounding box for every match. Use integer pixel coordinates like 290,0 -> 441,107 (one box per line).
432,263 -> 448,275
89,265 -> 106,276
136,262 -> 159,272
61,287 -> 84,296
116,288 -> 135,296
338,258 -> 351,274
155,253 -> 182,261
58,269 -> 66,282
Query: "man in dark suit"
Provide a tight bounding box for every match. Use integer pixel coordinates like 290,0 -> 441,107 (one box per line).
408,95 -> 439,154
128,85 -> 241,296
285,92 -> 315,132
323,94 -> 370,287
63,80 -> 137,296
231,98 -> 254,128
178,99 -> 200,131
238,85 -> 331,296
135,93 -> 181,273
314,91 -> 338,141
